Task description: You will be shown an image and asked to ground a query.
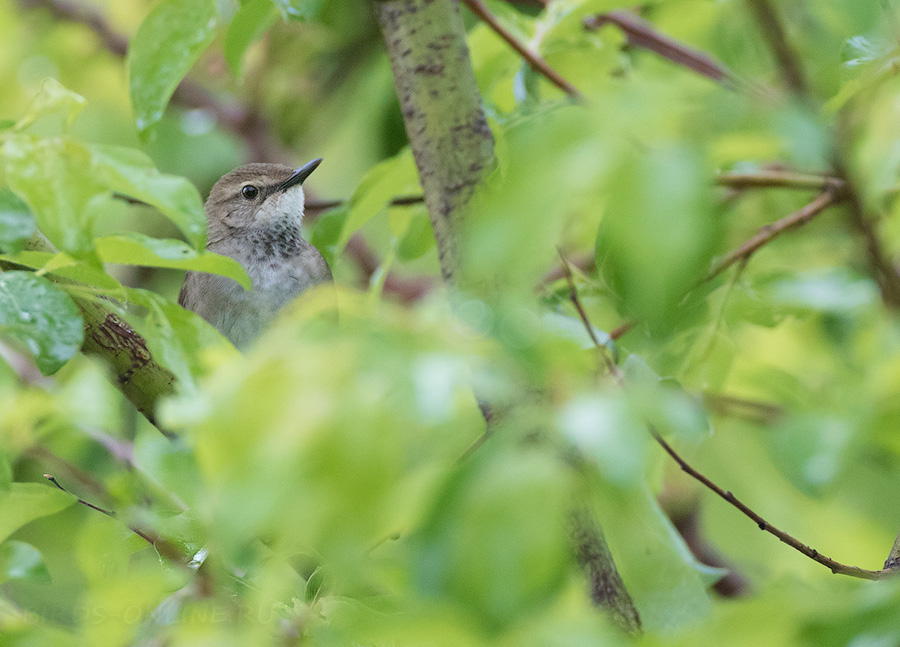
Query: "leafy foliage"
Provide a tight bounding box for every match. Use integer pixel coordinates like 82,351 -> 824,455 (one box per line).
2,0 -> 900,645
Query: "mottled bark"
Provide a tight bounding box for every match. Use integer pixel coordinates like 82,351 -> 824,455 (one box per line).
373,0 -> 494,284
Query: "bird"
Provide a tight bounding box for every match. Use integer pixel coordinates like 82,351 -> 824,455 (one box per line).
179,159 -> 332,348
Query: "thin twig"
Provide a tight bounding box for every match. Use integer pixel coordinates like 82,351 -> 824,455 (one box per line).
650,432 -> 888,580
559,276 -> 898,581
44,474 -> 186,563
460,0 -> 583,99
558,250 -> 619,377
702,392 -> 784,425
585,11 -> 733,84
304,195 -> 425,212
716,170 -> 844,193
744,0 -> 809,97
703,190 -> 840,284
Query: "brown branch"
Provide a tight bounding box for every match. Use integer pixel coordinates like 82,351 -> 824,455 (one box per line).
703,190 -> 841,284
702,392 -> 784,425
744,0 -> 809,97
585,11 -> 733,84
651,432 -> 892,580
304,195 -> 425,212
562,271 -> 899,581
716,170 -> 844,193
838,174 -> 900,310
460,0 -> 583,99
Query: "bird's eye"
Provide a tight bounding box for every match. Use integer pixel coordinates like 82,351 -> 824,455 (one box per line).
241,185 -> 259,200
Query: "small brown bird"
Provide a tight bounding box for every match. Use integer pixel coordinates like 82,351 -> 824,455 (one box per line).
179,159 -> 331,348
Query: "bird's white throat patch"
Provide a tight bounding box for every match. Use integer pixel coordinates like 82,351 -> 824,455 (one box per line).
262,187 -> 306,225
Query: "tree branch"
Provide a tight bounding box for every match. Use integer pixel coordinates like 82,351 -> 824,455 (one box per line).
374,0 -> 640,629
744,0 -> 809,97
716,170 -> 844,193
702,190 -> 841,284
561,262 -> 900,581
460,0 -> 583,99
837,173 -> 900,310
584,10 -> 733,84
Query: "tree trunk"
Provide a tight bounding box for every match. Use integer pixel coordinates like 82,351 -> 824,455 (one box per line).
373,0 -> 641,631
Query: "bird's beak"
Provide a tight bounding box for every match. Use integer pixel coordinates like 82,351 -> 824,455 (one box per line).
278,158 -> 322,193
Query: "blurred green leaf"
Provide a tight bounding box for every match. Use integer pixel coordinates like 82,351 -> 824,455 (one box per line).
0,271 -> 83,375
595,486 -> 716,631
14,78 -> 86,132
558,393 -> 648,487
0,540 -> 51,584
271,0 -> 323,21
0,483 -> 74,544
225,0 -> 277,74
128,0 -> 218,135
338,149 -> 420,248
597,143 -> 718,330
396,207 -> 435,262
0,189 -> 36,253
126,288 -> 235,389
96,233 -> 250,289
411,450 -> 572,631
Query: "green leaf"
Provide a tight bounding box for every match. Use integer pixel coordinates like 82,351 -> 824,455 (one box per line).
0,250 -> 125,293
88,144 -> 207,248
0,541 -> 51,584
396,207 -> 435,262
338,149 -> 421,249
271,0 -> 323,21
596,144 -> 719,330
126,288 -> 236,390
225,0 -> 277,74
309,205 -> 348,269
14,78 -> 86,132
594,486 -> 716,631
0,190 -> 36,253
96,234 -> 250,289
0,454 -> 11,495
412,451 -> 572,630
0,483 -> 74,545
2,136 -> 106,256
0,271 -> 84,375
128,0 -> 218,135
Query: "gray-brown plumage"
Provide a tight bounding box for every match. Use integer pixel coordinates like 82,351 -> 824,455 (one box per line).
179,160 -> 331,348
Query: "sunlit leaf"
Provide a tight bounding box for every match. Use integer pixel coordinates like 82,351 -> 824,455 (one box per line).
225,0 -> 276,74
128,0 -> 218,135
14,78 -> 86,132
338,149 -> 421,248
96,234 -> 250,289
0,271 -> 84,375
2,136 -> 106,255
0,483 -> 74,545
88,144 -> 207,248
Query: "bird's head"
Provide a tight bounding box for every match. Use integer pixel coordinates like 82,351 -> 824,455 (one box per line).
204,159 -> 321,244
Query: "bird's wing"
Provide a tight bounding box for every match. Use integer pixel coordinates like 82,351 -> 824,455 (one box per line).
178,273 -> 192,308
